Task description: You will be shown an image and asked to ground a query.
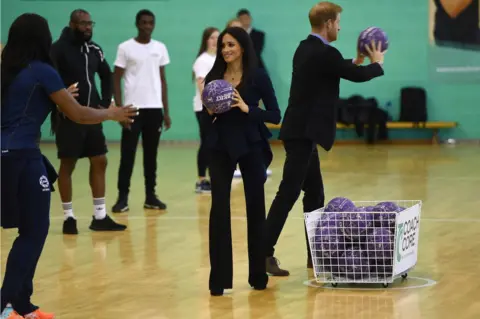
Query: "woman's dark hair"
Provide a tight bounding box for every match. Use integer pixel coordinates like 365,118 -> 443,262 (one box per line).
204,27 -> 257,88
0,13 -> 60,133
192,27 -> 219,82
1,13 -> 53,100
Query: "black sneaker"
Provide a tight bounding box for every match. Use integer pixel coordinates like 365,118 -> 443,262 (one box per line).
89,215 -> 127,231
144,194 -> 167,210
112,196 -> 129,213
195,180 -> 211,193
63,217 -> 78,235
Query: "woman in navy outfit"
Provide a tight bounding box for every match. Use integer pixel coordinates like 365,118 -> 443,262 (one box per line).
1,13 -> 137,319
204,27 -> 281,296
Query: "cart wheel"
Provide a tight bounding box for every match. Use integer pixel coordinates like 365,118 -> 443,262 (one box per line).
382,283 -> 389,288
401,273 -> 408,279
331,283 -> 338,287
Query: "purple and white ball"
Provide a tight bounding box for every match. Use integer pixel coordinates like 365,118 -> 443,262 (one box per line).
366,228 -> 393,259
315,226 -> 347,255
324,197 -> 356,212
373,202 -> 398,230
201,79 -> 234,114
338,248 -> 371,280
319,212 -> 344,229
374,201 -> 398,212
342,212 -> 375,241
324,250 -> 342,275
357,26 -> 389,56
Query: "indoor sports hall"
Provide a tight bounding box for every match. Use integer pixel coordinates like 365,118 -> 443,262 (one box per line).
1,0 -> 479,318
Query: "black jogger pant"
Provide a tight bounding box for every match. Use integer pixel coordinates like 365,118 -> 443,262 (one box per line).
117,108 -> 164,197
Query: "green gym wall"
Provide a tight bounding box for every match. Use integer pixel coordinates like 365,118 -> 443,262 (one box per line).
2,0 -> 479,142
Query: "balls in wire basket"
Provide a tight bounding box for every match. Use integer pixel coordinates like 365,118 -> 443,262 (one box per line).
308,197 -> 420,287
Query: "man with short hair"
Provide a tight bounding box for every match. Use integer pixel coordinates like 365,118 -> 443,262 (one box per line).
111,9 -> 171,213
236,8 -> 267,71
264,1 -> 386,276
51,9 -> 127,234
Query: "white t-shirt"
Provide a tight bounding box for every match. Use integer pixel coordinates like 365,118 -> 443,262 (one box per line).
114,38 -> 170,109
192,52 -> 216,112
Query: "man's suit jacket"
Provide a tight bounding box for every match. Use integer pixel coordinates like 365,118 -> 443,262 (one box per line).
279,35 -> 384,151
250,28 -> 266,69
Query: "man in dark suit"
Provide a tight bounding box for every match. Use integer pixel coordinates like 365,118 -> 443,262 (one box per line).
237,9 -> 267,71
264,1 -> 386,276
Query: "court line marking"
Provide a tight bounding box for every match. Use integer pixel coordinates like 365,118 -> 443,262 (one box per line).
303,276 -> 437,290
47,216 -> 480,222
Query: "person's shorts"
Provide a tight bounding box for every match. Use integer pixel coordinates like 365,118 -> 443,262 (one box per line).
55,117 -> 108,159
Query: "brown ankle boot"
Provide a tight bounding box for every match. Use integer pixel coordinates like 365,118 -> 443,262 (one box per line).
266,256 -> 290,276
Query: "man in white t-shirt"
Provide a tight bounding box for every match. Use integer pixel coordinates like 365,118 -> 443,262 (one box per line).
111,9 -> 171,213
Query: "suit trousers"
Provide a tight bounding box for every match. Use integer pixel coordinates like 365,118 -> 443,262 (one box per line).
265,139 -> 325,258
117,108 -> 164,197
208,145 -> 268,290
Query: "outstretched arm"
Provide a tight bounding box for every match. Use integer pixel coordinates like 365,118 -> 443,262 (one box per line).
37,64 -> 137,125
328,43 -> 385,83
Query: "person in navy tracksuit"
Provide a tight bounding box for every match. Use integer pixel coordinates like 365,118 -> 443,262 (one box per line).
1,13 -> 137,319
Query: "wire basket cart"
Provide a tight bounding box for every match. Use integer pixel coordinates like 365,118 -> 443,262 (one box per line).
304,200 -> 422,288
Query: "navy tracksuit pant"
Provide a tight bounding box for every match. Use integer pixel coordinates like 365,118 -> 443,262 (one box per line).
1,149 -> 52,316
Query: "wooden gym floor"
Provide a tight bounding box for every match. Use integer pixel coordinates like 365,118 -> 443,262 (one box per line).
1,143 -> 480,319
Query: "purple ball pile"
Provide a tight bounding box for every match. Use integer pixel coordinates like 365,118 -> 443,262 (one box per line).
314,197 -> 405,280
201,79 -> 234,114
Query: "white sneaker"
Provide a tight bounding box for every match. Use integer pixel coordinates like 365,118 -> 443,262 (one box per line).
233,169 -> 242,178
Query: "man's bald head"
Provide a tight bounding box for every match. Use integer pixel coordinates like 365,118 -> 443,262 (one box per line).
69,9 -> 93,41
70,9 -> 89,24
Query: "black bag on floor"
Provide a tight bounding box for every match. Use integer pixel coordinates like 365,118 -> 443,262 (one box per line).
337,95 -> 389,144
399,87 -> 427,126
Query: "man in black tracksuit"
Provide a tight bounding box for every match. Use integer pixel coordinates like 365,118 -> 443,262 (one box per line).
51,9 -> 126,234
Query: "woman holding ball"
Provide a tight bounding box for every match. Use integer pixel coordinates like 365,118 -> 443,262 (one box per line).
203,27 -> 281,296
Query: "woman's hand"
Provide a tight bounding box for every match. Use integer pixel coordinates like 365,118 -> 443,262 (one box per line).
67,82 -> 79,98
231,89 -> 249,113
107,102 -> 139,123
